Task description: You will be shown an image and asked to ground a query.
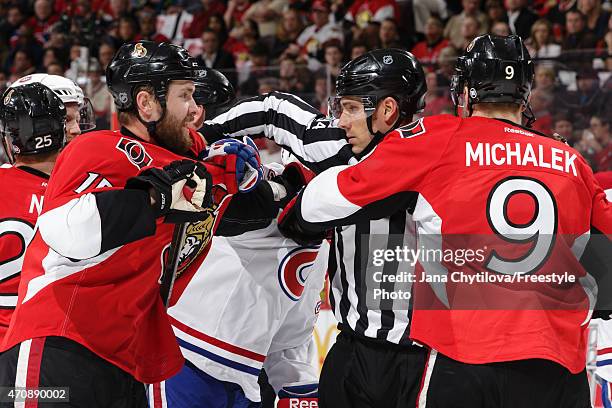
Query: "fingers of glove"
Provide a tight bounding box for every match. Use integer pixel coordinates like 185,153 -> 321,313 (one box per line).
163,160 -> 197,182
188,173 -> 210,208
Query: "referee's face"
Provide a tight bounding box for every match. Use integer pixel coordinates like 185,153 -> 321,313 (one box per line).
337,97 -> 374,154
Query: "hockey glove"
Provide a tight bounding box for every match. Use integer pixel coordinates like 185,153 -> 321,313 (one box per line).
278,194 -> 327,246
125,159 -> 213,223
277,382 -> 318,408
200,136 -> 264,193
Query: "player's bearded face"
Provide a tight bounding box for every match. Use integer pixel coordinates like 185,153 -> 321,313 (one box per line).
155,81 -> 197,154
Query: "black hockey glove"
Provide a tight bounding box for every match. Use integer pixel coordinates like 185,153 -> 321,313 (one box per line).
277,194 -> 327,246
125,159 -> 213,223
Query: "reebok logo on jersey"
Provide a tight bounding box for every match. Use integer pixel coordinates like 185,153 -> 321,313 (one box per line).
504,127 -> 534,137
465,142 -> 578,176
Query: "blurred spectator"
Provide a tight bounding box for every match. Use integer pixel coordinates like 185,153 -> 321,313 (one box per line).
561,9 -> 598,71
196,29 -> 237,87
534,65 -> 558,92
182,0 -> 226,39
26,0 -> 59,43
345,0 -> 399,29
242,0 -> 286,37
559,68 -> 610,130
552,112 -> 578,146
600,14 -> 612,72
134,11 -> 169,43
423,71 -> 452,116
265,8 -> 304,59
525,19 -> 561,65
113,16 -> 138,46
83,58 -> 111,130
491,21 -> 511,36
578,0 -> 609,40
47,62 -> 65,75
97,41 -> 115,72
378,18 -> 402,49
9,49 -> 36,82
296,0 -> 343,69
100,0 -> 132,21
318,39 -> 343,80
207,13 -> 230,46
240,40 -> 271,95
436,46 -> 459,87
546,0 -> 578,43
9,25 -> 44,67
530,88 -> 554,135
0,71 -> 8,96
278,56 -> 311,93
0,6 -> 25,44
44,25 -> 69,51
350,42 -> 368,59
225,18 -> 259,66
591,115 -> 611,171
411,0 -> 448,34
459,15 -> 481,50
485,0 -> 506,25
505,0 -> 539,40
156,5 -> 194,44
257,76 -> 280,93
311,72 -> 332,114
444,0 -> 489,50
224,0 -> 253,31
42,47 -> 66,72
411,15 -> 449,71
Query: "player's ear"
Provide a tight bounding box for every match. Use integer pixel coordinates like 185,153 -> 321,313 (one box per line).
382,96 -> 398,124
135,89 -> 158,120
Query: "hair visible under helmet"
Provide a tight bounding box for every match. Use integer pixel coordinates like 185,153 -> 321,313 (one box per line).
450,34 -> 536,127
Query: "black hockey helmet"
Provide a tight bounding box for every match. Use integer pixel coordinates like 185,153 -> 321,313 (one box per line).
330,48 -> 427,126
193,67 -> 235,117
106,41 -> 201,112
451,34 -> 535,125
106,41 -> 203,138
0,83 -> 66,163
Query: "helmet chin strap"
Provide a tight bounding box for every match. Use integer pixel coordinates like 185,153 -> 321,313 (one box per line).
135,100 -> 167,141
357,110 -> 403,160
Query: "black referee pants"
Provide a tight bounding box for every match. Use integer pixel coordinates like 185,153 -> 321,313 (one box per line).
319,329 -> 427,408
417,350 -> 591,408
0,336 -> 147,407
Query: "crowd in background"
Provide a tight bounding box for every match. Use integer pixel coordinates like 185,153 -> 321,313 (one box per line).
0,0 -> 610,171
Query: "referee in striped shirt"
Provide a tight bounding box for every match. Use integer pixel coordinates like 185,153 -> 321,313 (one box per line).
202,48 -> 428,408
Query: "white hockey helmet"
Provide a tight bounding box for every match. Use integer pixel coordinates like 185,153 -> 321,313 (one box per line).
10,74 -> 95,132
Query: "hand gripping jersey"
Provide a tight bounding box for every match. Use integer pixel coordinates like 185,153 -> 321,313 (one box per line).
1,128 -> 233,384
166,221 -> 328,402
296,114 -> 612,374
0,165 -> 48,342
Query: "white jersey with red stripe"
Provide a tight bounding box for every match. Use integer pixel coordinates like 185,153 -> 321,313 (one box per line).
166,221 -> 328,402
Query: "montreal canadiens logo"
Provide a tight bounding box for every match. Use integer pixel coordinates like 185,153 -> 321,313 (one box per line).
116,137 -> 153,169
278,246 -> 320,301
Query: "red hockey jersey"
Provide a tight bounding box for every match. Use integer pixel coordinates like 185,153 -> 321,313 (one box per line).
296,114 -> 612,373
0,165 -> 48,342
1,129 -> 231,383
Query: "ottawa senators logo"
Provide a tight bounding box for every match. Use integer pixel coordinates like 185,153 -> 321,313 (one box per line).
160,205 -> 220,279
116,137 -> 153,169
131,43 -> 148,58
398,118 -> 426,139
3,89 -> 13,105
278,246 -> 320,301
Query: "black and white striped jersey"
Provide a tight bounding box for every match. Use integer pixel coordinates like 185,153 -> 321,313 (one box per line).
202,92 -> 418,344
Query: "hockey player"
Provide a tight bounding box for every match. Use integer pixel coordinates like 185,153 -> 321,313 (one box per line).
0,83 -> 68,342
0,75 -> 97,343
279,35 -> 612,407
150,167 -> 327,408
201,48 -> 429,408
9,73 -> 96,142
0,41 -> 262,406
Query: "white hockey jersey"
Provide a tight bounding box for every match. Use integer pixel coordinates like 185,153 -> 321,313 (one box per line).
168,221 -> 329,402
